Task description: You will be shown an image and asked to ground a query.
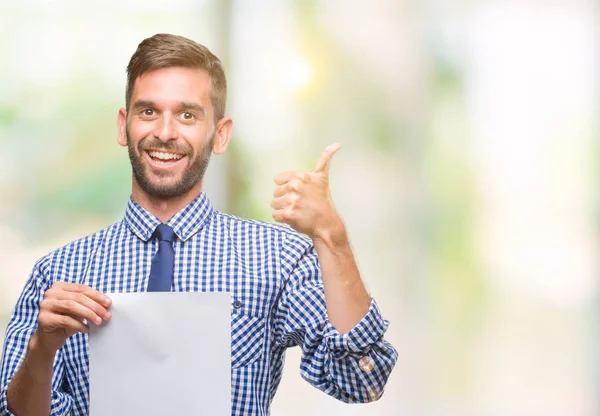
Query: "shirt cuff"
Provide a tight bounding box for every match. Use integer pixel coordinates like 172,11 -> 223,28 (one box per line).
323,298 -> 390,354
0,382 -> 15,416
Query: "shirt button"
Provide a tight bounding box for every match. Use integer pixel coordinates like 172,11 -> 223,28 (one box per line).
358,355 -> 375,373
233,300 -> 242,309
366,386 -> 382,401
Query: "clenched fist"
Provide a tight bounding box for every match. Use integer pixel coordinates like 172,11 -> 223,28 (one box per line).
271,143 -> 345,243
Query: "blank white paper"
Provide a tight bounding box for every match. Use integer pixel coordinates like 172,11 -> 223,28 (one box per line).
88,292 -> 231,415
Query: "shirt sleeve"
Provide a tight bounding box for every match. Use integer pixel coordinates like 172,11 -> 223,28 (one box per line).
273,234 -> 398,403
0,265 -> 74,415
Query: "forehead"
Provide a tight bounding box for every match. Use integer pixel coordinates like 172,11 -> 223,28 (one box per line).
131,67 -> 212,108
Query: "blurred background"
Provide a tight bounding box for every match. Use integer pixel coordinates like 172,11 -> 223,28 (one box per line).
0,0 -> 598,415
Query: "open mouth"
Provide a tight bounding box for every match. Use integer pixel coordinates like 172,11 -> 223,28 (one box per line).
145,150 -> 186,167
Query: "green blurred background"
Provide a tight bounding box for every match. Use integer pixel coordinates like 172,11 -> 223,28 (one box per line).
1,1 -> 598,415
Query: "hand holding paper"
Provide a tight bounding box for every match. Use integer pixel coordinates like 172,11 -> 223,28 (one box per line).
35,282 -> 111,353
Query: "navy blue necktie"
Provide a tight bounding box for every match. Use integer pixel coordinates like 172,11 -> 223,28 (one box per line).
147,224 -> 176,292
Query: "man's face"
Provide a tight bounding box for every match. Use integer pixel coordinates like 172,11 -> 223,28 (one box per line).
120,67 -> 217,199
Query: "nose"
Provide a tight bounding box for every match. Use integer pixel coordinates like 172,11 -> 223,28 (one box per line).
153,114 -> 178,142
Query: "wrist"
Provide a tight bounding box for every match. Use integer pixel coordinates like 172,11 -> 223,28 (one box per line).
312,219 -> 349,251
27,332 -> 57,366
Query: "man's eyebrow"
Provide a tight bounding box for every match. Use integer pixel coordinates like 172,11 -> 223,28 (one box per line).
179,102 -> 206,116
131,100 -> 156,111
130,100 -> 206,116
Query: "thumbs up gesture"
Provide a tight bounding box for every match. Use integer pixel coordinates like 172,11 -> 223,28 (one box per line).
271,143 -> 345,242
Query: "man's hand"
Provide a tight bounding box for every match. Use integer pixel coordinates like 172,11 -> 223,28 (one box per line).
271,143 -> 345,243
7,283 -> 111,415
32,282 -> 112,354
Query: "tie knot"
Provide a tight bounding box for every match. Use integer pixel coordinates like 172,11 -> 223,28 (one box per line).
154,224 -> 176,243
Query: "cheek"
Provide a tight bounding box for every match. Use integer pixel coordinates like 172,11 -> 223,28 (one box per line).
131,124 -> 153,139
181,127 -> 212,152
127,123 -> 153,147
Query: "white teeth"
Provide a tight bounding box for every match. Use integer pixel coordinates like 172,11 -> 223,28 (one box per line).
148,151 -> 183,161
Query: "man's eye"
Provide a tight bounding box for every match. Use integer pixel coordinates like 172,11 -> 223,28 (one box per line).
182,112 -> 194,120
143,109 -> 154,116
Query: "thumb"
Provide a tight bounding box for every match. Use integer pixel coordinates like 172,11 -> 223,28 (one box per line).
313,143 -> 341,174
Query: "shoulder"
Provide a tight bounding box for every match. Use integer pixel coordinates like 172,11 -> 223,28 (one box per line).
213,211 -> 312,248
34,221 -> 123,276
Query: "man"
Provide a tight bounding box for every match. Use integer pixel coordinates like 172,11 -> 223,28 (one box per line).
0,33 -> 397,415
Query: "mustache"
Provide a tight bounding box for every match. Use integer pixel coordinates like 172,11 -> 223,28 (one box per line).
137,137 -> 192,155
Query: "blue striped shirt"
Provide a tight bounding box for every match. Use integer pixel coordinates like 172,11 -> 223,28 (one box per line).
0,192 -> 397,415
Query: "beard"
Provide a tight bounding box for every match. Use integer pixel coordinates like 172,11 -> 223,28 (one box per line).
126,126 -> 214,199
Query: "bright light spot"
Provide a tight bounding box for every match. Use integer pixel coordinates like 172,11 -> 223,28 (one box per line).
283,57 -> 314,91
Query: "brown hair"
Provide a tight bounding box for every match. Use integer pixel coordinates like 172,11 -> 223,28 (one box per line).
125,33 -> 227,122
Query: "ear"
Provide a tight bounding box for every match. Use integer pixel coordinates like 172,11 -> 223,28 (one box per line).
117,108 -> 128,147
212,117 -> 233,155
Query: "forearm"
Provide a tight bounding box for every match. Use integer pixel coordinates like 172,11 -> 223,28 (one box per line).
313,222 -> 371,334
276,229 -> 397,403
7,334 -> 55,416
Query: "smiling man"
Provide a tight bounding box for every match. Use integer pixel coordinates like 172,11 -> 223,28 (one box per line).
0,34 -> 397,415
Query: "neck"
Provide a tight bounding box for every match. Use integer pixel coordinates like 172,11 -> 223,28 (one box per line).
131,178 -> 204,223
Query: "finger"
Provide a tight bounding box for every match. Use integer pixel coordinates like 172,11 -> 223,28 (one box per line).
313,143 -> 341,174
272,209 -> 293,224
273,178 -> 304,198
39,309 -> 90,334
270,196 -> 288,210
46,298 -> 105,326
55,291 -> 111,321
274,171 -> 296,186
51,314 -> 90,334
61,283 -> 112,308
273,184 -> 287,198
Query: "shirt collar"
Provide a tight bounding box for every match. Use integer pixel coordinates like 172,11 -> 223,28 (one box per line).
124,192 -> 214,242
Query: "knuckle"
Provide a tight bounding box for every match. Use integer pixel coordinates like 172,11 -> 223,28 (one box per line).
65,299 -> 78,311
73,284 -> 86,293
41,297 -> 59,313
46,282 -> 61,296
38,310 -> 50,324
75,292 -> 87,305
39,298 -> 50,311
